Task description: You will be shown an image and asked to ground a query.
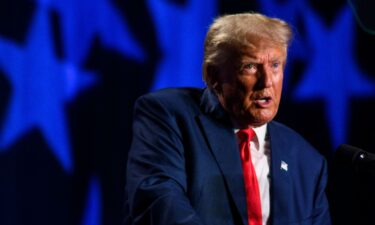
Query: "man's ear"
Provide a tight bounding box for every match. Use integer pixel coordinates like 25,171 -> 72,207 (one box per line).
207,65 -> 221,93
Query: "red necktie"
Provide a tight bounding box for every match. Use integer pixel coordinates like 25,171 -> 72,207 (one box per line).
237,128 -> 262,225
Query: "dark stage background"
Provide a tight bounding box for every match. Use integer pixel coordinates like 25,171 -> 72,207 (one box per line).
0,0 -> 375,225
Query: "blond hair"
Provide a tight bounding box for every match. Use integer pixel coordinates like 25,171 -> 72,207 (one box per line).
202,12 -> 293,88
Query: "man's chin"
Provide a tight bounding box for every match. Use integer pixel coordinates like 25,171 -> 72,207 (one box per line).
231,116 -> 270,128
246,114 -> 275,127
248,120 -> 269,128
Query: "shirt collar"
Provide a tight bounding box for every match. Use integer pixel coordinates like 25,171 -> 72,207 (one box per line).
252,124 -> 267,150
234,123 -> 267,148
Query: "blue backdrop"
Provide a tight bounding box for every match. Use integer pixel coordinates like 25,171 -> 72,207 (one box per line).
0,0 -> 374,225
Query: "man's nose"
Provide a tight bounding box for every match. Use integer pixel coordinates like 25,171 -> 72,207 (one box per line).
257,65 -> 273,88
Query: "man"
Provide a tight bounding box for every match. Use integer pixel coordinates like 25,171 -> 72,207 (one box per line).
125,12 -> 331,225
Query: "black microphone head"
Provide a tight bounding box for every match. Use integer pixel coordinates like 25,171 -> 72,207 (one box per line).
336,144 -> 366,165
335,144 -> 375,170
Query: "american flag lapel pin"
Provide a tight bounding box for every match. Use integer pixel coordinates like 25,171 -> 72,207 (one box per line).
280,160 -> 288,172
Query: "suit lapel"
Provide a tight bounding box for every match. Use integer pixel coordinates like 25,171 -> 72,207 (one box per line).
268,122 -> 291,223
198,88 -> 248,225
198,115 -> 248,225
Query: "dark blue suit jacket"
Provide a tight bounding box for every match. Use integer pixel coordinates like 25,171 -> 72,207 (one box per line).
125,88 -> 331,225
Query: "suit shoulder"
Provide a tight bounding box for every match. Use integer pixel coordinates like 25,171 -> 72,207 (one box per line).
139,88 -> 201,102
269,121 -> 304,139
269,121 -> 324,160
135,88 -> 203,112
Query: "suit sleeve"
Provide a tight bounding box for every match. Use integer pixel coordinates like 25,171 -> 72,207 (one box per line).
125,95 -> 204,225
312,157 -> 332,225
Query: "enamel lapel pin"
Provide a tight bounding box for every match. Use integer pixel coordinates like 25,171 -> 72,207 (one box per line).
280,160 -> 288,172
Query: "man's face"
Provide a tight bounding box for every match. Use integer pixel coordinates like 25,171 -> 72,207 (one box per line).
214,43 -> 286,127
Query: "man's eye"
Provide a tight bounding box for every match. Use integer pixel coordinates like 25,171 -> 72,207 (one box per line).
243,63 -> 256,70
271,62 -> 280,69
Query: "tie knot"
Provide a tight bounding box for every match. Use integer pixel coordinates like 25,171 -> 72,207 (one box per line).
237,128 -> 255,142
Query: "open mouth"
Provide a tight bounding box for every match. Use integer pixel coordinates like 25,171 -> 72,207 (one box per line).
253,96 -> 272,107
257,96 -> 271,103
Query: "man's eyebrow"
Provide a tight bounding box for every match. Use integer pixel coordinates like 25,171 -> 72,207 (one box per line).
241,55 -> 260,62
241,56 -> 282,63
270,57 -> 282,62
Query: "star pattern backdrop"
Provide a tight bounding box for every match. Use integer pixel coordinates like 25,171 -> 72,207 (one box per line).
0,0 -> 374,225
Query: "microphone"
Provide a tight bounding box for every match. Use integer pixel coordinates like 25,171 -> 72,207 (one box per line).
335,144 -> 375,173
